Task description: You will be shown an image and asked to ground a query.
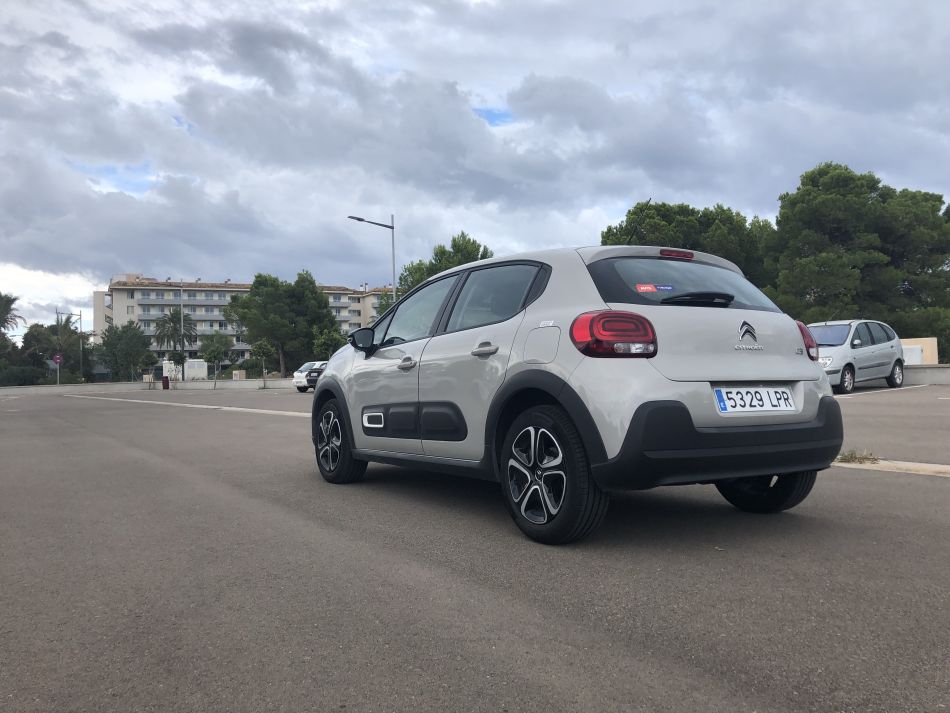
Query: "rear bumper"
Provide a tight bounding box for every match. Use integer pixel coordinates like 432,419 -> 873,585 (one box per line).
590,396 -> 843,491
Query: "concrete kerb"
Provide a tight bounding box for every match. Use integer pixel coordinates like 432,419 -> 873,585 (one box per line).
0,378 -> 295,397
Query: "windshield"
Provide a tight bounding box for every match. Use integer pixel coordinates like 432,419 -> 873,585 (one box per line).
296,362 -> 317,372
807,324 -> 851,347
587,257 -> 780,312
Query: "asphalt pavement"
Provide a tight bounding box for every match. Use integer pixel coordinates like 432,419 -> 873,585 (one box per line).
1,387 -> 948,712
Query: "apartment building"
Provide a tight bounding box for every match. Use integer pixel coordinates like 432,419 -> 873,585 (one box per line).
93,275 -> 389,362
92,275 -> 253,361
319,283 -> 388,332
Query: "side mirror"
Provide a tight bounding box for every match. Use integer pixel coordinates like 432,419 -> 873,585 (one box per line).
348,327 -> 374,352
851,338 -> 862,348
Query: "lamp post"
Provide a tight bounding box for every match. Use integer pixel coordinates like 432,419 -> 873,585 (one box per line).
348,214 -> 396,301
56,308 -> 83,382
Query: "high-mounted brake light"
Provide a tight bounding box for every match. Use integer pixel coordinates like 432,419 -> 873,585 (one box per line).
659,249 -> 694,260
796,320 -> 819,361
570,311 -> 657,358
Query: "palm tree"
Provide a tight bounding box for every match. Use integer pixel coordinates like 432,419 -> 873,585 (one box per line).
0,292 -> 25,333
154,308 -> 197,355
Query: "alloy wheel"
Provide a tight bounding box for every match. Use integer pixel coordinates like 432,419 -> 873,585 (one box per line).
317,409 -> 343,472
843,368 -> 854,391
893,363 -> 903,385
507,426 -> 567,525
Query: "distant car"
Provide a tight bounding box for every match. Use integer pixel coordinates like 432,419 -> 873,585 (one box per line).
305,362 -> 328,389
293,361 -> 319,392
808,320 -> 904,394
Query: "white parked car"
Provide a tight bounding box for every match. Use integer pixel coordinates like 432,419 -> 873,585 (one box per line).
311,245 -> 843,544
292,361 -> 319,392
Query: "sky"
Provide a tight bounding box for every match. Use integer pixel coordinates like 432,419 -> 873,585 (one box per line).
2,0 -> 949,341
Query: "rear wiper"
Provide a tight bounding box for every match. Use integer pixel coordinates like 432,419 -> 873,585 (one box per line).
660,291 -> 735,306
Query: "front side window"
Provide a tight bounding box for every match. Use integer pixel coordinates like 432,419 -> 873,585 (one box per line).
370,312 -> 393,346
381,277 -> 458,346
854,323 -> 873,347
587,257 -> 780,312
447,264 -> 538,332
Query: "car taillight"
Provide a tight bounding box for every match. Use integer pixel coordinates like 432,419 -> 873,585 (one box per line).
659,248 -> 693,260
796,320 -> 819,361
570,311 -> 657,358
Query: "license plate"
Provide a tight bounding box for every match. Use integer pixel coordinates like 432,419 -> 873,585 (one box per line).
714,387 -> 795,413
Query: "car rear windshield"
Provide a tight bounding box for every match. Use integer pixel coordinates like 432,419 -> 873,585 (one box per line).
586,257 -> 780,312
808,325 -> 850,347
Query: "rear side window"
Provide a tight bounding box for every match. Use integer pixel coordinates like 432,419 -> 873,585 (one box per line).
854,323 -> 873,347
883,324 -> 897,341
868,323 -> 890,344
446,264 -> 538,332
587,257 -> 780,312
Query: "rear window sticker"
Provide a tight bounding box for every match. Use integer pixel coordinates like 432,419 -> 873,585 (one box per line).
635,284 -> 657,293
655,284 -> 675,291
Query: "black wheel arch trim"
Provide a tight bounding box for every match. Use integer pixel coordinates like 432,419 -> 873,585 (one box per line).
313,378 -> 356,450
484,369 -> 608,473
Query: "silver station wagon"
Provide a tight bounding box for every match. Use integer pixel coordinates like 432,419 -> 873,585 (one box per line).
808,320 -> 904,394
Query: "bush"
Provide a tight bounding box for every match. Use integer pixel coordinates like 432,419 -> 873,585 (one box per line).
0,366 -> 45,386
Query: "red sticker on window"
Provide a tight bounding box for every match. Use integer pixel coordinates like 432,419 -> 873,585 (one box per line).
636,284 -> 657,293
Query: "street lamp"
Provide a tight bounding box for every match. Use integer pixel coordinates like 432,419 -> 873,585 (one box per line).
348,214 -> 396,300
56,308 -> 84,382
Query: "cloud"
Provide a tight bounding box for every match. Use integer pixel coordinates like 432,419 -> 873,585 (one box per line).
0,0 -> 948,328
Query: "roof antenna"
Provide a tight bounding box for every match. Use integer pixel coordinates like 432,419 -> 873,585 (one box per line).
625,197 -> 651,245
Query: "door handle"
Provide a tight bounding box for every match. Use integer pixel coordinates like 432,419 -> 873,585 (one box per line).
471,342 -> 499,357
397,356 -> 417,371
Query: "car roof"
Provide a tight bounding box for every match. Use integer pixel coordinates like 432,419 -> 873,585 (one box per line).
426,245 -> 744,281
807,319 -> 891,327
807,320 -> 858,327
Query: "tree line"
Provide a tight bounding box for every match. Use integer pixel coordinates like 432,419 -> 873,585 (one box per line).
602,163 -> 950,359
1,160 -> 947,386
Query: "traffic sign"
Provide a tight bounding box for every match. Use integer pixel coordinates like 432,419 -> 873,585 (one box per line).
53,353 -> 63,365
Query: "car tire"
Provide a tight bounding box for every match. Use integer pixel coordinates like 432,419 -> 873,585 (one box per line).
886,360 -> 904,388
715,471 -> 817,514
834,365 -> 855,394
500,405 -> 609,545
314,398 -> 367,484
297,386 -> 309,393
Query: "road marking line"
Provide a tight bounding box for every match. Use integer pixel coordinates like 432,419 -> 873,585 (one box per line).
63,394 -> 309,418
835,384 -> 929,399
833,460 -> 950,478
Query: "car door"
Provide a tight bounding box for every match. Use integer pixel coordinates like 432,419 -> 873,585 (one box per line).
867,322 -> 895,378
851,322 -> 876,382
418,263 -> 542,461
346,275 -> 459,455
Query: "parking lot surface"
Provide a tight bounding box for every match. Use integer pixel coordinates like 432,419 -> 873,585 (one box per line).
1,386 -> 948,712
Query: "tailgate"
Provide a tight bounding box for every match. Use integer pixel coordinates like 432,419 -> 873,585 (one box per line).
607,303 -> 820,382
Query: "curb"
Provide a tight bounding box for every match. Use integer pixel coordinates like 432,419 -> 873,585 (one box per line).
832,460 -> 950,478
